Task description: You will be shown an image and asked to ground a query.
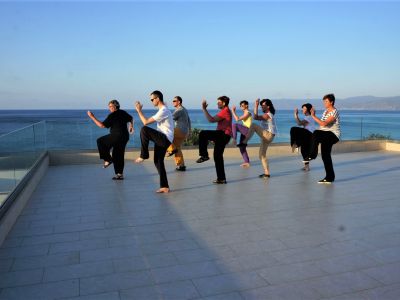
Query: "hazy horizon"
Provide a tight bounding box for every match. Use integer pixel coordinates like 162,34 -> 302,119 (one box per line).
1,1 -> 399,109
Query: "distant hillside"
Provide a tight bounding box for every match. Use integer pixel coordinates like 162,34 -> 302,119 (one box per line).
272,96 -> 400,111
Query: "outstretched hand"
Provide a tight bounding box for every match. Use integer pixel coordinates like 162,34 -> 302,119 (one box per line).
310,107 -> 316,116
255,98 -> 260,106
294,108 -> 298,115
232,105 -> 236,111
87,111 -> 94,118
202,100 -> 208,110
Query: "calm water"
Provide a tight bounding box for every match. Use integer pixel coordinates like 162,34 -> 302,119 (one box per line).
1,109 -> 399,149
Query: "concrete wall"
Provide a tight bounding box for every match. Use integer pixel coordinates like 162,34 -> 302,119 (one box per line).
386,141 -> 400,152
49,140 -> 389,166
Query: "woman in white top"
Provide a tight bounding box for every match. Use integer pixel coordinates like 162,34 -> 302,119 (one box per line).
240,98 -> 277,178
290,103 -> 316,171
304,94 -> 340,184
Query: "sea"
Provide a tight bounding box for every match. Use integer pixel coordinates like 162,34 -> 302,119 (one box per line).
0,109 -> 399,150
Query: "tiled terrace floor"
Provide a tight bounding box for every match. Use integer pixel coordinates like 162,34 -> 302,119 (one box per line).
1,150 -> 400,299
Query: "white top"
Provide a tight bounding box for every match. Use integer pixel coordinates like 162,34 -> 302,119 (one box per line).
260,112 -> 277,134
303,115 -> 316,133
152,105 -> 174,142
319,108 -> 341,138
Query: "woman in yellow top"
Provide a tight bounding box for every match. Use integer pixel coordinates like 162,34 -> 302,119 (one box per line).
231,100 -> 252,167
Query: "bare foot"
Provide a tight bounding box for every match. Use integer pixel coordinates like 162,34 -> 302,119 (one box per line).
240,163 -> 250,168
156,187 -> 170,193
134,157 -> 144,163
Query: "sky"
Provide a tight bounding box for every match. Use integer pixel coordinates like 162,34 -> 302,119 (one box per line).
0,1 -> 400,109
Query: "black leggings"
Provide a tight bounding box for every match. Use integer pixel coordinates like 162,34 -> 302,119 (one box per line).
97,134 -> 129,175
290,127 -> 313,160
199,130 -> 231,181
309,130 -> 339,181
139,126 -> 171,188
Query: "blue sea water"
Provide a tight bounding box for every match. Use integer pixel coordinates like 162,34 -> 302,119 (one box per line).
0,109 -> 399,150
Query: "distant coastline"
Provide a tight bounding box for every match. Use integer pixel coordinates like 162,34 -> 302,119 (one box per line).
272,96 -> 400,111
1,96 -> 399,111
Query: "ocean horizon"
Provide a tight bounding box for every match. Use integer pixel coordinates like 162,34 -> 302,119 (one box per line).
1,109 -> 399,149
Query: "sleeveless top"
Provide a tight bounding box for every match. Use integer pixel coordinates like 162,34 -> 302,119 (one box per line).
260,112 -> 277,134
242,112 -> 252,128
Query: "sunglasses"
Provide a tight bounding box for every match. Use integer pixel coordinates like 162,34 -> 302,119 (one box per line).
150,98 -> 157,102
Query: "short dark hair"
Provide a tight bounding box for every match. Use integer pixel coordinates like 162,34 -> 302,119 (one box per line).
108,99 -> 120,109
302,103 -> 312,114
151,90 -> 164,102
174,96 -> 182,104
240,100 -> 249,106
217,96 -> 230,106
323,93 -> 335,105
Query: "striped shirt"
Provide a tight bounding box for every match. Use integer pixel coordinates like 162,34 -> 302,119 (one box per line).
319,108 -> 341,138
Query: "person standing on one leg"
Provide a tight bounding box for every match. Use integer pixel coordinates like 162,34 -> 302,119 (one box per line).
240,98 -> 277,178
87,100 -> 134,180
290,103 -> 316,171
196,96 -> 232,184
134,90 -> 174,193
304,93 -> 340,184
231,100 -> 252,168
166,96 -> 191,171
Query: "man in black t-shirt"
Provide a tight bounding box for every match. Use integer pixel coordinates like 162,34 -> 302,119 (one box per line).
88,100 -> 134,180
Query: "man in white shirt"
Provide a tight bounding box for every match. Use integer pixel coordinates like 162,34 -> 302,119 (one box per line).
135,90 -> 174,193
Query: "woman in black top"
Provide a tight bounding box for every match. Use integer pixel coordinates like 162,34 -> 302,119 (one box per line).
87,100 -> 134,180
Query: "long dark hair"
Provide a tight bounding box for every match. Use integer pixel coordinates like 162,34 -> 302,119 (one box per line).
261,99 -> 275,115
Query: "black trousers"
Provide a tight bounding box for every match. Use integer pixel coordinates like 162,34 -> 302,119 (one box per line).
97,134 -> 129,175
290,127 -> 313,160
140,126 -> 171,188
199,130 -> 231,181
309,130 -> 339,181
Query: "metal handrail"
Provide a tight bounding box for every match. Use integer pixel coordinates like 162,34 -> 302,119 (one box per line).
0,121 -> 45,139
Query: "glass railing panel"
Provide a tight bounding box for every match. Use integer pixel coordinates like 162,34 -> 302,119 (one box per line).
45,120 -> 146,150
0,122 -> 46,208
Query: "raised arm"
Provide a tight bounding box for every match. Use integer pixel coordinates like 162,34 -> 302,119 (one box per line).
87,111 -> 106,128
238,111 -> 251,122
231,106 -> 239,121
294,108 -> 308,127
253,99 -> 268,121
253,99 -> 259,117
202,100 -> 220,123
310,107 -> 337,126
135,101 -> 155,125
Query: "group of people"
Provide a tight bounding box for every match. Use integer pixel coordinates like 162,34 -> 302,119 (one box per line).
87,91 -> 341,193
